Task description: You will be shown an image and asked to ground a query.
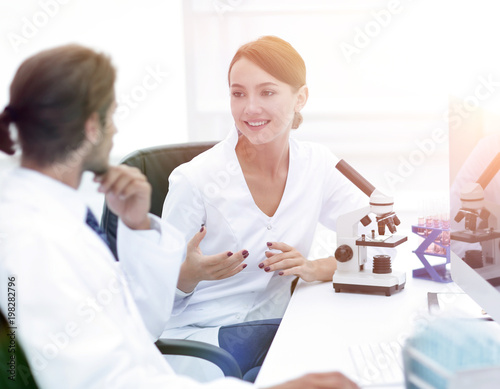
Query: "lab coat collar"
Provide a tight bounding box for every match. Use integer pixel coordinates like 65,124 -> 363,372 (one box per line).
5,167 -> 88,225
225,125 -> 241,149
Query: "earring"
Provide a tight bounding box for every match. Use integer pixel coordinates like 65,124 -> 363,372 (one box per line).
292,111 -> 303,129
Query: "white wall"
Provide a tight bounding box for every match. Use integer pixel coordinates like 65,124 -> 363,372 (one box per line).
0,0 -> 187,216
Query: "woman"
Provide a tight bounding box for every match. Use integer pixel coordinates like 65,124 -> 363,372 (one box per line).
161,36 -> 364,381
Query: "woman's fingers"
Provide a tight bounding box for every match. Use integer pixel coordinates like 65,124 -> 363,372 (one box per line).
205,250 -> 249,279
186,224 -> 207,251
266,241 -> 292,252
260,248 -> 305,272
186,226 -> 250,281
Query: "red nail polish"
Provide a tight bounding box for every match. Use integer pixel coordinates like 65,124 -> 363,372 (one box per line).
267,242 -> 272,247
264,266 -> 270,272
227,252 -> 233,257
279,271 -> 284,276
243,264 -> 247,269
200,226 -> 204,232
242,250 -> 249,256
258,263 -> 264,268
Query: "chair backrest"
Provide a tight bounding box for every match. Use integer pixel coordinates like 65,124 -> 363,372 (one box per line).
0,311 -> 39,388
100,141 -> 217,258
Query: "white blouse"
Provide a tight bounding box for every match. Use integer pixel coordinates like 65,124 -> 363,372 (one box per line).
161,127 -> 365,345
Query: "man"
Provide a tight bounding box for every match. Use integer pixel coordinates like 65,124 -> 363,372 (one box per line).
0,44 -> 358,389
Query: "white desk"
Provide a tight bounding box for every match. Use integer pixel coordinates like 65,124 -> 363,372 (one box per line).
255,265 -> 459,388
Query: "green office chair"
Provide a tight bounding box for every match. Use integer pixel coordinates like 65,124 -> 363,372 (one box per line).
100,141 -> 243,379
0,311 -> 38,388
100,142 -> 216,258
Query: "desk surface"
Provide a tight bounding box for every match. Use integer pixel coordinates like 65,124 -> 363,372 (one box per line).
255,264 -> 460,388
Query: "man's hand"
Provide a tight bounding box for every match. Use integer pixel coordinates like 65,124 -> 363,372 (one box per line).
267,372 -> 359,389
177,225 -> 248,293
94,165 -> 151,230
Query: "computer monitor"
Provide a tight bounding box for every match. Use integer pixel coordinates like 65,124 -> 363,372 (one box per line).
449,104 -> 500,323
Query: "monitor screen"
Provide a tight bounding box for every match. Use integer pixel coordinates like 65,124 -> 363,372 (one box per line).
449,101 -> 500,323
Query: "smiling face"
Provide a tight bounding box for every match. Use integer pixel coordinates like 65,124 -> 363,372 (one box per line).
229,57 -> 307,146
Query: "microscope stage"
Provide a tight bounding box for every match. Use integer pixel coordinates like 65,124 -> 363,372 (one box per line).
451,230 -> 500,243
356,235 -> 408,247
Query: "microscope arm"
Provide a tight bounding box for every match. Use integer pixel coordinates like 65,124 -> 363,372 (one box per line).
336,159 -> 375,197
459,152 -> 500,203
336,206 -> 371,238
335,159 -> 400,235
477,153 -> 500,190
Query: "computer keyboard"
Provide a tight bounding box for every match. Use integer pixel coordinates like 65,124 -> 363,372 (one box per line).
348,341 -> 405,387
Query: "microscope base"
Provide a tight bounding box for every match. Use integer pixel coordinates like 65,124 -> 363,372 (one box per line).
333,282 -> 405,296
332,271 -> 406,296
475,264 -> 500,287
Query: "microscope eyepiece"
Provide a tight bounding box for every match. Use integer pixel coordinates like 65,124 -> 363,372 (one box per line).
360,215 -> 371,227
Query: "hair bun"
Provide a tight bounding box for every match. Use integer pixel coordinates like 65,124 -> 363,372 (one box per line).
0,107 -> 16,155
4,106 -> 17,122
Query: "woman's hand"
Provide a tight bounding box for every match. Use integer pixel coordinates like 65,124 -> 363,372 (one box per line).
177,225 -> 249,293
259,242 -> 336,282
259,241 -> 317,281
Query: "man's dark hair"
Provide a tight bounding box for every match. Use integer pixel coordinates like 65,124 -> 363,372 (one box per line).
0,44 -> 116,165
